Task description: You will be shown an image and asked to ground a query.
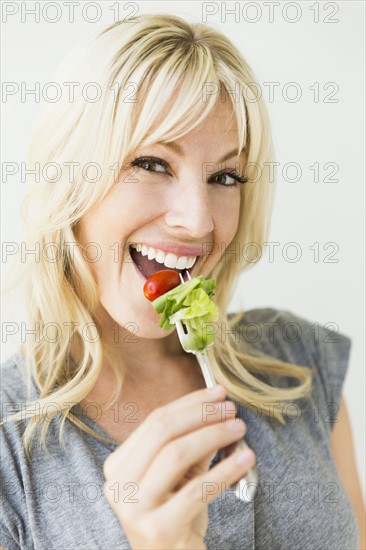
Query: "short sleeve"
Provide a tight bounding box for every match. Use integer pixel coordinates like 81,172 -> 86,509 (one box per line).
239,308 -> 352,433
313,320 -> 352,432
277,309 -> 352,433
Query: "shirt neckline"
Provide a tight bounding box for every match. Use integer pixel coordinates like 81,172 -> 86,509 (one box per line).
71,402 -> 220,465
71,403 -> 120,449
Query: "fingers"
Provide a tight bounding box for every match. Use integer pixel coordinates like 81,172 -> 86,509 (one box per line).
139,416 -> 247,508
102,385 -> 255,547
103,385 -> 230,482
157,447 -> 256,524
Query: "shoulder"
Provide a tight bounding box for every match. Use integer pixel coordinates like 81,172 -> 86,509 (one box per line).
0,355 -> 36,549
0,353 -> 32,451
228,307 -> 315,360
0,353 -> 41,449
229,306 -> 351,367
0,353 -> 36,413
230,307 -> 352,428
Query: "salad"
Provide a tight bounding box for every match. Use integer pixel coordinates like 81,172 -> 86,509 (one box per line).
143,270 -> 219,349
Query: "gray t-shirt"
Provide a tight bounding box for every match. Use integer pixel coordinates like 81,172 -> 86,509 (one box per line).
0,308 -> 360,549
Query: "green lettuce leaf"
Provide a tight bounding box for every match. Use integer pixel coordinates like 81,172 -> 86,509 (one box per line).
150,275 -> 219,350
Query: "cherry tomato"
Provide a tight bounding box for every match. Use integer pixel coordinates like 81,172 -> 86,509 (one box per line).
143,269 -> 182,301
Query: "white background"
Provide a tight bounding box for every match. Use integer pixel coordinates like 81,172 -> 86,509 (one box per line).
1,1 -> 365,502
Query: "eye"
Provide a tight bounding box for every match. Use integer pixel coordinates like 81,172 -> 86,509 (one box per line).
209,170 -> 248,187
128,156 -> 248,187
129,157 -> 169,174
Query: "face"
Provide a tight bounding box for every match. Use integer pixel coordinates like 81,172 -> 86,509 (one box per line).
76,98 -> 243,342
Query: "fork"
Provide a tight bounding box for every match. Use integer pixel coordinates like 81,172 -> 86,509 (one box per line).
174,271 -> 258,503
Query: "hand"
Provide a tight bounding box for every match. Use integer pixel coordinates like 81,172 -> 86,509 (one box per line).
102,385 -> 256,550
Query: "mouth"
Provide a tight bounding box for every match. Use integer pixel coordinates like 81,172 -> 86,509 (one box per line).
129,243 -> 200,281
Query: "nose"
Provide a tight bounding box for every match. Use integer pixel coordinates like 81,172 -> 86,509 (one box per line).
164,178 -> 214,238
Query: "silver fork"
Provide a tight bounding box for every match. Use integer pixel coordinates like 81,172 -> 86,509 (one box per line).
175,271 -> 258,503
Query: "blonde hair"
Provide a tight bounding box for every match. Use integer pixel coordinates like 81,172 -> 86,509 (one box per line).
2,14 -> 313,459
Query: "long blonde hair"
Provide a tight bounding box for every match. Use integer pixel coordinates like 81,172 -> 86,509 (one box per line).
1,14 -> 313,458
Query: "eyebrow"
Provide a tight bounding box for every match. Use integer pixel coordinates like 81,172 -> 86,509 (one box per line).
156,141 -> 243,163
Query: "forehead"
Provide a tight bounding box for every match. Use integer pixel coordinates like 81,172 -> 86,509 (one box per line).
156,96 -> 239,146
193,98 -> 237,132
130,76 -> 244,157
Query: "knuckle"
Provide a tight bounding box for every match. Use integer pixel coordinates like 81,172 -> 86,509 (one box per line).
138,517 -> 167,543
183,478 -> 205,504
118,505 -> 136,524
148,406 -> 170,432
164,441 -> 186,463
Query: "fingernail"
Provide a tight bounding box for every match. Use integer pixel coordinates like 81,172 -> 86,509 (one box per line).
235,450 -> 252,465
226,418 -> 245,432
207,384 -> 225,395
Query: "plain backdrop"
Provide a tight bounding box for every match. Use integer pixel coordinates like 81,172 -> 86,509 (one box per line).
1,1 -> 365,502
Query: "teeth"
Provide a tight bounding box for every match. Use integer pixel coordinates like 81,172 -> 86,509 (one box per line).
186,257 -> 196,269
175,255 -> 188,269
130,243 -> 197,270
155,251 -> 166,264
147,248 -> 156,260
165,253 -> 179,268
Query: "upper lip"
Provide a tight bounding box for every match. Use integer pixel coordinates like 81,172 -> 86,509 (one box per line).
129,241 -> 209,258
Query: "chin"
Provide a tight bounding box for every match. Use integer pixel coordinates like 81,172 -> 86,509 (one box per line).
98,300 -> 175,341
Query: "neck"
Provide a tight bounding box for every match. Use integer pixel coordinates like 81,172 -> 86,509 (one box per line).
74,303 -> 206,408
96,301 -> 186,359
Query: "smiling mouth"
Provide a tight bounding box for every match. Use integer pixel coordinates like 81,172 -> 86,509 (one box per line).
129,245 -> 199,280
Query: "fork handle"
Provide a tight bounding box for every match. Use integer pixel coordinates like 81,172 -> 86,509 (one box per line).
194,350 -> 217,387
220,438 -> 258,503
195,350 -> 258,503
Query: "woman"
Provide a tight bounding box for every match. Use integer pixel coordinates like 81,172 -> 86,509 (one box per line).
1,14 -> 364,550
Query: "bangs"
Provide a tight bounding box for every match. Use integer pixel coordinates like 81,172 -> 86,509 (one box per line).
112,40 -> 248,160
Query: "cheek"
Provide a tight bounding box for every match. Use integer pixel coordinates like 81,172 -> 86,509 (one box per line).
212,190 -> 241,240
78,184 -> 162,246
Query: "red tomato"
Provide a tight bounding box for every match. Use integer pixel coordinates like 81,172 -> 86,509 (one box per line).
143,269 -> 182,301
